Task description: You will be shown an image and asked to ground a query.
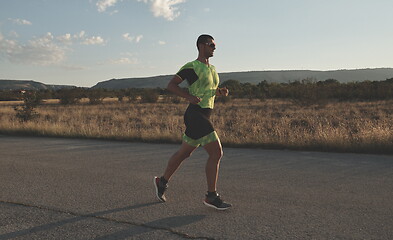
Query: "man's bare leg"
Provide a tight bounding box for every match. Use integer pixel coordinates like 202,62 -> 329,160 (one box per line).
163,142 -> 197,182
203,139 -> 232,210
203,140 -> 223,192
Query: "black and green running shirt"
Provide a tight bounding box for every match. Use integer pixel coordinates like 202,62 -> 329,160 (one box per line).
176,60 -> 219,109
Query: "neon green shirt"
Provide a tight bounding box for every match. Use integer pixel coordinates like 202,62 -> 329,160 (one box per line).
176,60 -> 219,109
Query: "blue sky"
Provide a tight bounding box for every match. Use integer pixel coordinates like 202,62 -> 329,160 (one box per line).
1,0 -> 393,87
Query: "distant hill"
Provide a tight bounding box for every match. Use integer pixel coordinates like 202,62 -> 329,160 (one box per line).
2,68 -> 393,91
92,68 -> 393,89
92,76 -> 173,89
0,80 -> 75,90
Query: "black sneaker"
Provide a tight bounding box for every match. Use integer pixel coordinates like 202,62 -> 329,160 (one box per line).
154,176 -> 167,202
203,193 -> 232,210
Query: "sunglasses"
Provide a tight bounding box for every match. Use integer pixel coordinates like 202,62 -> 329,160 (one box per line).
205,43 -> 216,48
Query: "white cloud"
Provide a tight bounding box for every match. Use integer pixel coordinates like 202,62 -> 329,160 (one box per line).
82,36 -> 106,45
0,30 -> 106,66
57,33 -> 73,44
122,33 -> 134,42
96,0 -> 186,20
96,0 -> 118,12
8,31 -> 19,38
135,35 -> 143,43
108,57 -> 138,65
59,64 -> 89,71
8,18 -> 32,25
138,0 -> 186,21
121,51 -> 137,57
74,31 -> 86,39
109,10 -> 119,15
0,32 -> 66,65
158,40 -> 166,45
122,33 -> 143,43
55,31 -> 105,46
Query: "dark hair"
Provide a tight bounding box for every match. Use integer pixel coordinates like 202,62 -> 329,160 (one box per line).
196,34 -> 214,50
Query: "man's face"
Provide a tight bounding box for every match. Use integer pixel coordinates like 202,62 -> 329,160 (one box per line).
203,39 -> 216,58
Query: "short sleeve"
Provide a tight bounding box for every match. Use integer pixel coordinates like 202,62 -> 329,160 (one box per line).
177,68 -> 199,85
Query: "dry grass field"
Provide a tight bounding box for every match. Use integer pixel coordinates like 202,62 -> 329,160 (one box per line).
1,98 -> 392,154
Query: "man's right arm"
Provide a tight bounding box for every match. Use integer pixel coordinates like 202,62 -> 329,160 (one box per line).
167,75 -> 201,105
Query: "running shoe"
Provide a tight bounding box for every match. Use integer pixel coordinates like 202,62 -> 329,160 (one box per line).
154,176 -> 167,202
203,193 -> 232,210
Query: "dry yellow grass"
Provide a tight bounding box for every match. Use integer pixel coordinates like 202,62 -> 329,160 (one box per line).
213,99 -> 393,153
0,98 -> 392,154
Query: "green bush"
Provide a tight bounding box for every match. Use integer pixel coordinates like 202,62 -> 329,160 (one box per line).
57,88 -> 83,105
140,89 -> 159,103
87,89 -> 105,104
14,91 -> 41,122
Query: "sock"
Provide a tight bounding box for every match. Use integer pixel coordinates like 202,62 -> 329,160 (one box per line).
160,176 -> 168,185
207,191 -> 217,198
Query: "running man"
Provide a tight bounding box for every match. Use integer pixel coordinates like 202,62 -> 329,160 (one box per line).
154,34 -> 232,210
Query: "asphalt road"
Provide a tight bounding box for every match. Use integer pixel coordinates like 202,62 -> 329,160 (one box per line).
0,135 -> 392,240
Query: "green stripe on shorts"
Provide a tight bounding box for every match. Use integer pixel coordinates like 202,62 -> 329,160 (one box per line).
182,131 -> 219,147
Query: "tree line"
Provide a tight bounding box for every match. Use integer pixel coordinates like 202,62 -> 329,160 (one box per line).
220,78 -> 393,104
0,88 -> 167,104
1,77 -> 393,105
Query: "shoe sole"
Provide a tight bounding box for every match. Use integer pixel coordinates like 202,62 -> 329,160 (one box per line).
153,177 -> 166,202
203,201 -> 231,210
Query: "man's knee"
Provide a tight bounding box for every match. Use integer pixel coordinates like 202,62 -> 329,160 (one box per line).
217,149 -> 223,159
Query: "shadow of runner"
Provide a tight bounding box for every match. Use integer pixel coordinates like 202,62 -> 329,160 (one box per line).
93,215 -> 207,240
0,202 -> 160,240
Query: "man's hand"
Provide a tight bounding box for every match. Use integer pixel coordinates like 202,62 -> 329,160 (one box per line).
187,95 -> 201,105
216,87 -> 229,96
168,75 -> 201,105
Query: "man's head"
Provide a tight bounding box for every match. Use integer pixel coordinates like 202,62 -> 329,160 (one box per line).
196,34 -> 216,58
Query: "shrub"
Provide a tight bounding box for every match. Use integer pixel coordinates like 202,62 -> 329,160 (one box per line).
116,89 -> 126,102
58,88 -> 82,105
125,88 -> 139,103
14,91 -> 41,122
140,89 -> 159,103
87,89 -> 105,104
